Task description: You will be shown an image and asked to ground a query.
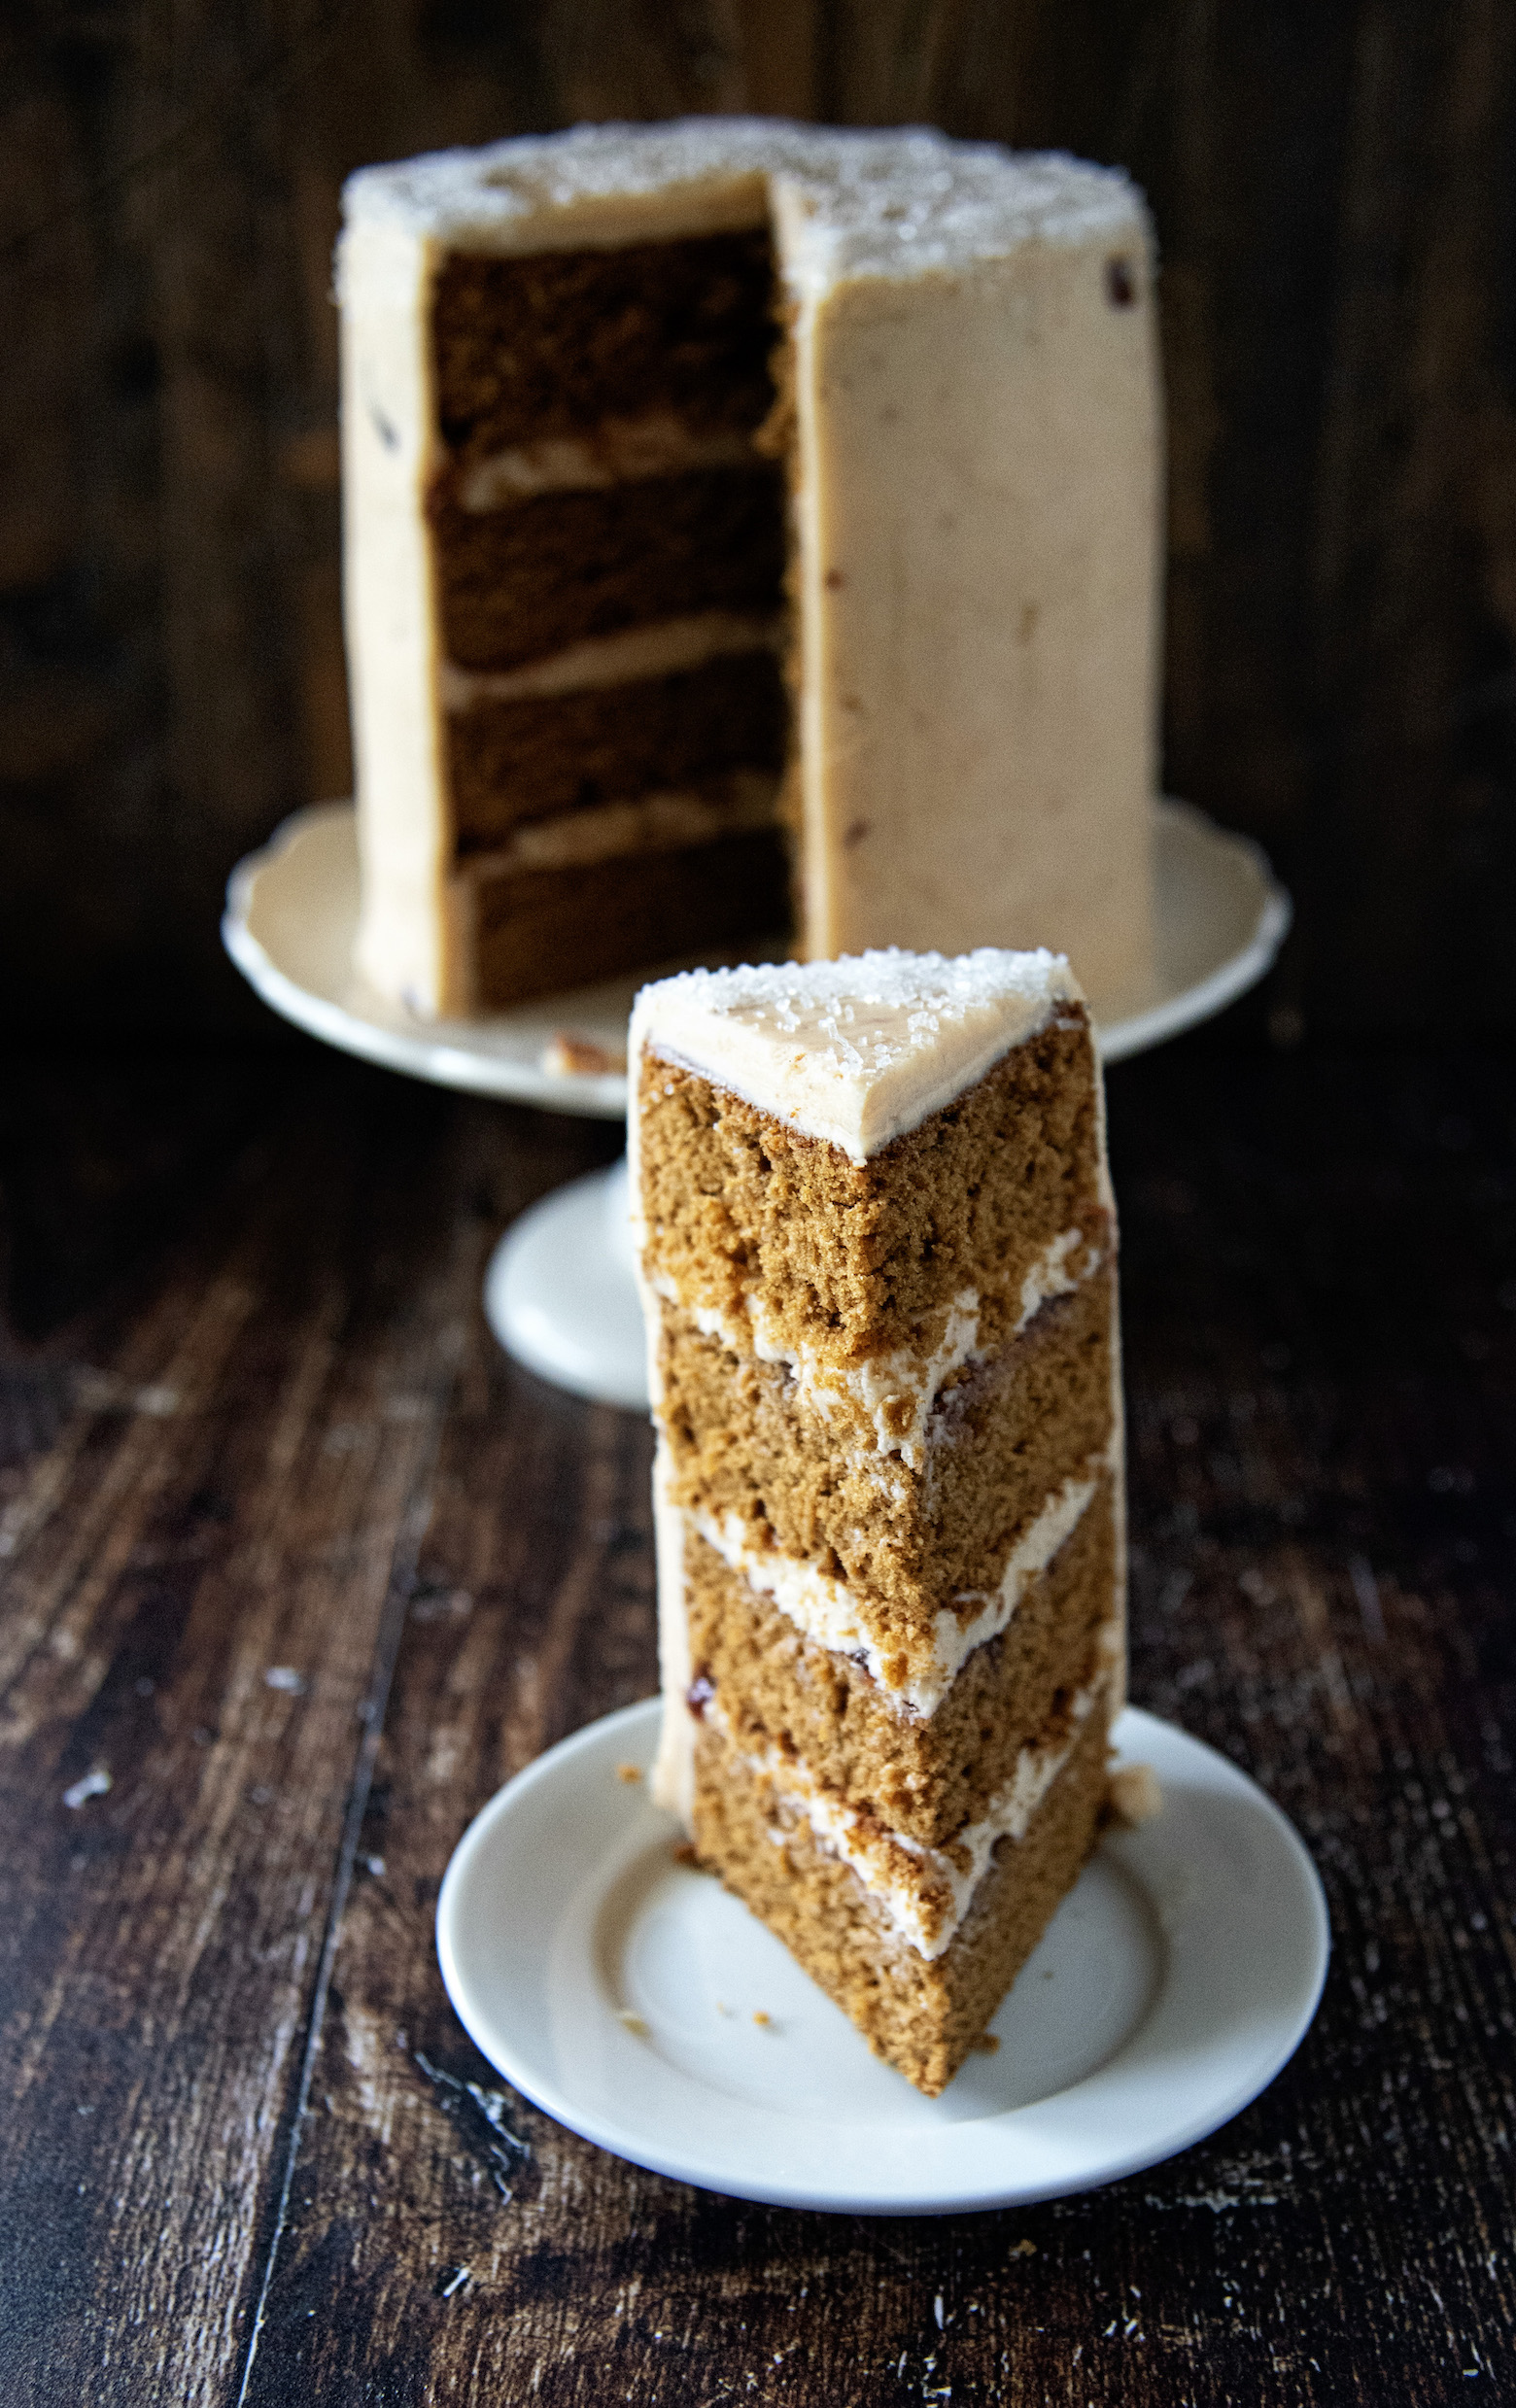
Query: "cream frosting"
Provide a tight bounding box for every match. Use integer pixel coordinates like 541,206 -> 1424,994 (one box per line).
341,120 -> 1141,269
691,1459 -> 1105,1718
457,413 -> 760,507
437,611 -> 783,710
650,1444 -> 695,1821
666,1279 -> 981,1471
631,947 -> 1083,1166
718,1638 -> 1116,1960
764,148 -> 1158,986
462,775 -> 777,877
1017,1226 -> 1090,1327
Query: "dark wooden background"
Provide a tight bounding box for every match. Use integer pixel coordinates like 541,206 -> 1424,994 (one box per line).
5,0 -> 1516,1037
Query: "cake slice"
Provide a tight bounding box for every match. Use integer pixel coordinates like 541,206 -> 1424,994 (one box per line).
338,120 -> 1160,1015
630,947 -> 1124,2096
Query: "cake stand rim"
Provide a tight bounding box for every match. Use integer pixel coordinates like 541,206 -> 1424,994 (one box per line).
222,795 -> 1292,1117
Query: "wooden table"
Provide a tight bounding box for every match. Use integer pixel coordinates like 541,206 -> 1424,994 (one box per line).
1,1026 -> 1510,2404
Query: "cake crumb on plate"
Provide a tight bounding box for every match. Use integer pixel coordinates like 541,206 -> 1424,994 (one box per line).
543,1033 -> 627,1078
1108,1762 -> 1163,1825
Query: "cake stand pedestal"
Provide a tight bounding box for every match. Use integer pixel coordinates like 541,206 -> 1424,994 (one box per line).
482,1158 -> 645,1409
224,796 -> 1291,1414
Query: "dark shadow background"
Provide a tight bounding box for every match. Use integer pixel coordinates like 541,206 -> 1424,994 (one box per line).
4,0 -> 1516,1043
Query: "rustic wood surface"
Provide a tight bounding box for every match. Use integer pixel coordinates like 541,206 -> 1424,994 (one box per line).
5,1 -> 1516,1037
0,1021 -> 1510,2403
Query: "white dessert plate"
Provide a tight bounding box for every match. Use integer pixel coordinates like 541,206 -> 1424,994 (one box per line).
224,797 -> 1291,1120
436,1699 -> 1329,2216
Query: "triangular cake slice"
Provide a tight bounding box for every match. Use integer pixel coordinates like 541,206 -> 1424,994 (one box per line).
630,946 -> 1124,2096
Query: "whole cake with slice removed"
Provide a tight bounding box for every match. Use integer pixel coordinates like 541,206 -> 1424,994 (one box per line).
338,120 -> 1160,1017
630,946 -> 1124,2096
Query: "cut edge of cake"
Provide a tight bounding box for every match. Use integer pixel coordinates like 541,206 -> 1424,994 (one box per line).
630,946 -> 1126,2094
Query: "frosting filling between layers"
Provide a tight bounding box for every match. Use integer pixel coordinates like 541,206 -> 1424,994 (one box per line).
455,774 -> 779,875
756,1288 -> 981,1468
661,1281 -> 978,1471
691,1456 -> 1106,1718
438,611 -> 784,709
655,1225 -> 1102,1472
706,1642 -> 1115,1960
457,413 -> 763,507
1016,1226 -> 1090,1329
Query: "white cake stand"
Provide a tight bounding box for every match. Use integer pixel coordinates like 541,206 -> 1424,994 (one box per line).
224,797 -> 1290,1410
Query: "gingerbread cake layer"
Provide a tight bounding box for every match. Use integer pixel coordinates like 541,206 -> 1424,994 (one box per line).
447,649 -> 785,846
430,465 -> 785,675
637,1005 -> 1104,1368
431,231 -> 778,458
457,819 -> 789,1010
685,1475 -> 1117,1847
691,1686 -> 1112,2097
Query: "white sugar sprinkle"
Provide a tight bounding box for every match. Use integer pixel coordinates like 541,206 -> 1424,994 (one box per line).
634,946 -> 1081,1164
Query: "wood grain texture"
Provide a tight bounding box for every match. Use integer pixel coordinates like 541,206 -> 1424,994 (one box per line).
0,1051 -> 618,2405
4,2 -> 1516,1035
0,1027 -> 1510,2401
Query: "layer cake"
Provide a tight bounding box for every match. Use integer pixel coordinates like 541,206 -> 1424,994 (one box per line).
630,946 -> 1124,2095
338,120 -> 1161,1015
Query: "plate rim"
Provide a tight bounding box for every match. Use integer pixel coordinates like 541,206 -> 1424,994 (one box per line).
435,1699 -> 1329,2217
223,797 -> 1292,1118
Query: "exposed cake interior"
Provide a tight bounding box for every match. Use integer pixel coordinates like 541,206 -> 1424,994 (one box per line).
631,947 -> 1125,2095
430,224 -> 791,1004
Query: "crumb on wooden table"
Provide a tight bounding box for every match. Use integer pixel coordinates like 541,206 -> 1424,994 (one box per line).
1009,2239 -> 1037,2258
615,1762 -> 642,1784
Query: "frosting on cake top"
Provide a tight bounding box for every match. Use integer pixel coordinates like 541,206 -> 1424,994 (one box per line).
632,947 -> 1084,1163
340,118 -> 1143,284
